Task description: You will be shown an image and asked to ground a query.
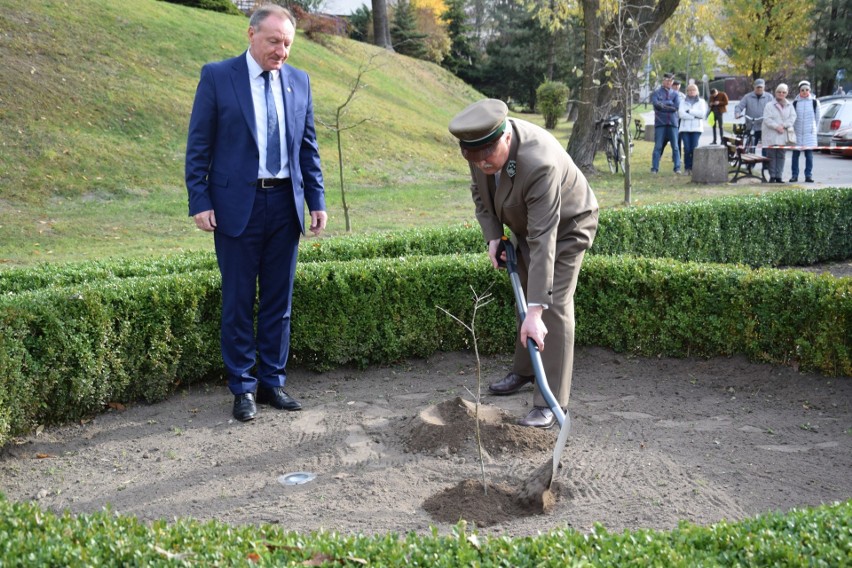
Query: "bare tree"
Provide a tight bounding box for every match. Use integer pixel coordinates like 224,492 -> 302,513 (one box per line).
599,0 -> 660,204
567,0 -> 680,173
316,51 -> 384,231
437,286 -> 495,495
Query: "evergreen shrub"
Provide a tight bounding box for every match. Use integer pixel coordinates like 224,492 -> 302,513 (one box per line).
536,81 -> 570,129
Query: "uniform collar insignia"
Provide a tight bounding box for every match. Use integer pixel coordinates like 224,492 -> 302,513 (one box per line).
506,160 -> 516,178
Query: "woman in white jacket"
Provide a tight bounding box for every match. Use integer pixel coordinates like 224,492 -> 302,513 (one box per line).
790,80 -> 820,182
677,83 -> 708,174
762,83 -> 797,183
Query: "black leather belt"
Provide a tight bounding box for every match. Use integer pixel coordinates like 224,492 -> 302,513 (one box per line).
257,178 -> 291,189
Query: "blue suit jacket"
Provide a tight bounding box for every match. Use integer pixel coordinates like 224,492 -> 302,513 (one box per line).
185,52 -> 325,237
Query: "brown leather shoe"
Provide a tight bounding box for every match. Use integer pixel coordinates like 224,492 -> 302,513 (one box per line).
518,406 -> 556,429
488,372 -> 534,395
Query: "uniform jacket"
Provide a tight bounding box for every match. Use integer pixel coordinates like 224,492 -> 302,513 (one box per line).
469,118 -> 598,305
185,52 -> 325,237
762,99 -> 797,147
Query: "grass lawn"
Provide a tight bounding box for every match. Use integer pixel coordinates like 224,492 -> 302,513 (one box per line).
0,0 -> 795,268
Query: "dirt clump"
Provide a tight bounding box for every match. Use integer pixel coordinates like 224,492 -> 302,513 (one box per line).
422,478 -> 557,527
404,396 -> 554,457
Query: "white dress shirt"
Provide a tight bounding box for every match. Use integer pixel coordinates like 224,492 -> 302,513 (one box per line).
246,52 -> 289,179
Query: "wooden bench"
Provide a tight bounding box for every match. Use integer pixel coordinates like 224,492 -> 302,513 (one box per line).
634,119 -> 644,139
724,135 -> 769,183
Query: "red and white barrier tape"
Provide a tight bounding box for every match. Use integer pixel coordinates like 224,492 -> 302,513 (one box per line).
761,145 -> 844,150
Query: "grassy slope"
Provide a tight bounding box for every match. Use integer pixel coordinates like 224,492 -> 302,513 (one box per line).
0,0 -> 803,266
0,0 -> 479,265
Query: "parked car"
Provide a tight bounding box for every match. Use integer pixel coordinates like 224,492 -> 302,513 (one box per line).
830,127 -> 852,158
817,93 -> 852,106
817,98 -> 852,151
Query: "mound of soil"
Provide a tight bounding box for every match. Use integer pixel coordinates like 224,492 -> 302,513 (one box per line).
405,396 -> 560,524
404,396 -> 554,457
422,478 -> 557,526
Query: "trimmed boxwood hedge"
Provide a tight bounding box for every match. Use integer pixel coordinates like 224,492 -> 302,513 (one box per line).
2,188 -> 849,294
0,494 -> 848,566
1,251 -> 849,446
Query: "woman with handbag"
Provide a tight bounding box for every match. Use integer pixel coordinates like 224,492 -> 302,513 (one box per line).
761,84 -> 797,183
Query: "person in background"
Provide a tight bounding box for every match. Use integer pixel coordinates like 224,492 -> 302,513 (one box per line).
678,83 -> 707,175
761,83 -> 797,184
650,72 -> 682,174
708,88 -> 729,144
185,4 -> 327,422
835,85 -> 846,95
734,78 -> 773,152
448,99 -> 599,429
790,80 -> 820,183
673,80 -> 684,156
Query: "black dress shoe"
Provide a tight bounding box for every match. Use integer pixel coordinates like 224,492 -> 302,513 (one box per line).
257,387 -> 302,411
518,407 -> 556,429
805,178 -> 814,183
488,372 -> 534,395
233,393 -> 257,422
789,176 -> 798,182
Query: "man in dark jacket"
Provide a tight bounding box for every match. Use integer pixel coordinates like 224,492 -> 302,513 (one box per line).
651,73 -> 682,174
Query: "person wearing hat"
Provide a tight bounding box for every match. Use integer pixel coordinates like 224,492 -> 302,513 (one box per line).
734,78 -> 774,152
448,99 -> 599,429
650,72 -> 682,174
790,80 -> 820,182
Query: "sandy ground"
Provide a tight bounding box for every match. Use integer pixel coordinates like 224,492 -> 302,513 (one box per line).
1,343 -> 849,537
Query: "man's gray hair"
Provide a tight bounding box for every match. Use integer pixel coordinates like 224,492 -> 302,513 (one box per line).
250,4 -> 296,29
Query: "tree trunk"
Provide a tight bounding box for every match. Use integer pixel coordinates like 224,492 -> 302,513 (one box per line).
566,0 -> 601,172
568,0 -> 681,172
372,0 -> 393,50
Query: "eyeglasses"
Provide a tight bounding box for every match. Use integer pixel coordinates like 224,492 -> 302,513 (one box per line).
460,140 -> 501,163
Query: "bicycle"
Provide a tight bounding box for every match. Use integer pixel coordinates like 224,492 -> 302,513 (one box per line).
735,114 -> 766,174
739,115 -> 764,154
597,115 -> 630,174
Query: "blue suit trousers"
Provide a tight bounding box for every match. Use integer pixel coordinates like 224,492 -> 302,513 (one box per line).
214,186 -> 301,395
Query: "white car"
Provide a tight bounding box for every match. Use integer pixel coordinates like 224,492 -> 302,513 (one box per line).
817,97 -> 852,151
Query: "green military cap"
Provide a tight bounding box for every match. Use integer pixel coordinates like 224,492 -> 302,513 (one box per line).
449,99 -> 508,151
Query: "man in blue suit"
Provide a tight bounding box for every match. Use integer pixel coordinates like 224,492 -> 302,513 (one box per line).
186,4 -> 327,422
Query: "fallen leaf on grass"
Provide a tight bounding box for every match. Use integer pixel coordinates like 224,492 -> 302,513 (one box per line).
108,402 -> 126,411
35,453 -> 56,459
